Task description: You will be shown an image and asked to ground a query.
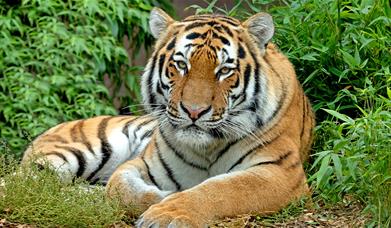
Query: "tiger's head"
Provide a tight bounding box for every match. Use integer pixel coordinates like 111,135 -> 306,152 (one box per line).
142,8 -> 276,146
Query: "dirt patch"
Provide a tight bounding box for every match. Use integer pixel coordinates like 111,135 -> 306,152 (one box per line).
210,201 -> 369,228
1,201 -> 369,227
0,219 -> 35,228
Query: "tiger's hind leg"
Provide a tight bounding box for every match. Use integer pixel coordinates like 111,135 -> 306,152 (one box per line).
22,116 -> 157,184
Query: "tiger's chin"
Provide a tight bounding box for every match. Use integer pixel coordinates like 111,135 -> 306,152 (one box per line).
174,126 -> 217,148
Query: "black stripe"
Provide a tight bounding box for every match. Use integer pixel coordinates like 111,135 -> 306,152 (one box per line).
41,134 -> 69,144
142,157 -> 161,190
74,120 -> 95,156
250,151 -> 293,168
206,21 -> 217,26
160,129 -> 207,171
300,94 -> 307,139
209,140 -> 238,168
46,151 -> 69,163
166,37 -> 176,50
213,25 -> 223,33
158,54 -> 166,76
238,63 -> 251,106
155,140 -> 181,190
122,117 -> 140,137
263,57 -> 287,122
161,79 -> 170,90
55,145 -> 86,178
212,33 -> 230,45
87,117 -> 113,181
228,135 -> 281,172
156,80 -> 164,96
220,36 -> 230,45
219,15 -> 240,23
218,17 -> 240,26
231,77 -> 240,89
226,58 -> 234,64
70,120 -> 82,142
132,130 -> 154,155
140,130 -> 154,142
186,32 -> 201,40
220,24 -> 234,37
243,64 -> 251,91
238,44 -> 246,59
250,49 -> 261,114
51,123 -> 66,134
184,21 -> 207,31
147,54 -> 158,107
132,118 -> 155,139
207,127 -> 225,138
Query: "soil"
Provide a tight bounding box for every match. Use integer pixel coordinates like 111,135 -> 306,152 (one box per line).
210,201 -> 369,228
0,201 -> 369,228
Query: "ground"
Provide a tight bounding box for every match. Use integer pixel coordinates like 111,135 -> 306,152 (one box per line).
210,201 -> 369,228
0,201 -> 368,228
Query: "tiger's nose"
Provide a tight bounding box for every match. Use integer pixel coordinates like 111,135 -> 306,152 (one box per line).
180,102 -> 211,121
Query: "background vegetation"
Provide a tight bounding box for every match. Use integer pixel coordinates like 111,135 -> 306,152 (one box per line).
1,0 -> 390,226
0,0 -> 173,156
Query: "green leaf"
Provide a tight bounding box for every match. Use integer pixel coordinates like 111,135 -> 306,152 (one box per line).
331,154 -> 343,181
322,109 -> 355,124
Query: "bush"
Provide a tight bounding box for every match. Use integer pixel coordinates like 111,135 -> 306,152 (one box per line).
310,94 -> 390,226
269,0 -> 391,119
0,0 -> 173,157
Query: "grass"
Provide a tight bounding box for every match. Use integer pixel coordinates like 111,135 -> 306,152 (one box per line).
0,158 -> 127,227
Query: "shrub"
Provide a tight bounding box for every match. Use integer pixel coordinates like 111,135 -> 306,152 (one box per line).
0,0 -> 173,157
310,93 -> 390,226
268,0 -> 391,119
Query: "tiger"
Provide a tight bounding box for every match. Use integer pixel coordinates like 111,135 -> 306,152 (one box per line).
22,8 -> 315,228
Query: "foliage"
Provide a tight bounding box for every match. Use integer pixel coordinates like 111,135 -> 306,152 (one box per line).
311,95 -> 390,226
268,0 -> 391,119
0,158 -> 125,227
0,0 -> 173,157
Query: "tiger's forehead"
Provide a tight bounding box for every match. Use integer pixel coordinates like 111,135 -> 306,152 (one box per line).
182,14 -> 241,26
172,15 -> 242,64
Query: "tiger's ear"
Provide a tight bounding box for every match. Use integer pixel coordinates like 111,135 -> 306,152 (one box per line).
149,8 -> 174,39
243,12 -> 274,49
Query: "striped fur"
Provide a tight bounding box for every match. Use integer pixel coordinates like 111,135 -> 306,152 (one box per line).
23,8 -> 315,228
22,116 -> 157,184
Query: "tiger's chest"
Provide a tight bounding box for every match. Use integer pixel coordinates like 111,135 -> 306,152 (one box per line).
145,135 -> 261,191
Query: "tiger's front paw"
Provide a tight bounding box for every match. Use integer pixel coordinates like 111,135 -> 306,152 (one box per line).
136,195 -> 206,228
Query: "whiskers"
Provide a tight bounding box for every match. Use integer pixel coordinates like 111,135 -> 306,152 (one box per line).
217,109 -> 267,144
119,103 -> 165,115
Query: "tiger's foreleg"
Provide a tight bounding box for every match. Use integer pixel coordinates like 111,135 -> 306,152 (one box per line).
136,161 -> 308,227
106,157 -> 173,213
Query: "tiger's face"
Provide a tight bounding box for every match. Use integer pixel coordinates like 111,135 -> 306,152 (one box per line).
142,9 -> 274,146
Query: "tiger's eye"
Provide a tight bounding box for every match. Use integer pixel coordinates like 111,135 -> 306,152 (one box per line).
220,67 -> 230,75
177,61 -> 187,70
